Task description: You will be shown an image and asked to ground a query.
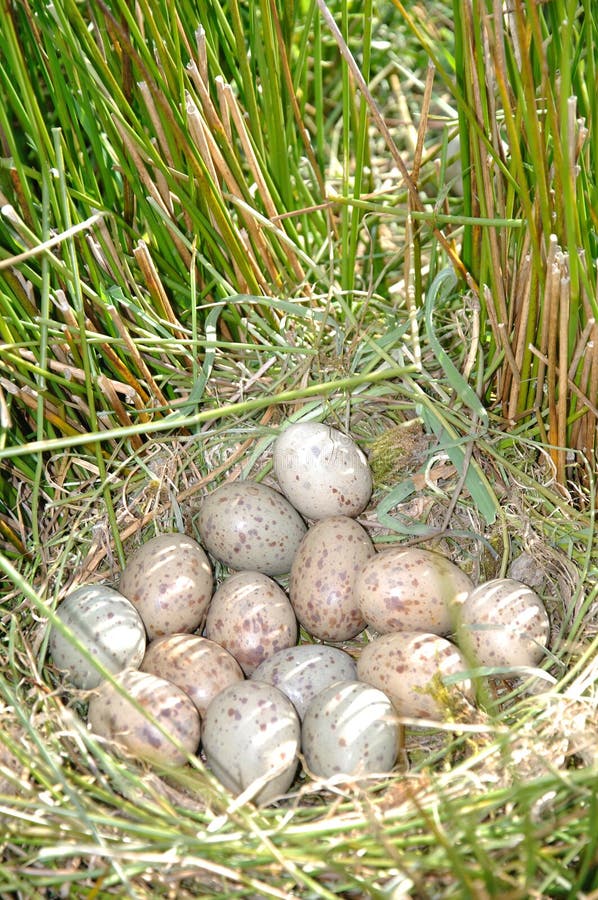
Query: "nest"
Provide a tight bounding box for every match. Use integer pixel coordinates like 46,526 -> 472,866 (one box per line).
2,380 -> 596,898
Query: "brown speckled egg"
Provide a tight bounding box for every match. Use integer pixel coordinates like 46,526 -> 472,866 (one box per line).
119,533 -> 212,640
289,516 -> 374,641
49,584 -> 146,690
196,481 -> 306,576
204,571 -> 297,674
140,633 -> 244,717
355,547 -> 473,636
202,680 -> 300,804
456,578 -> 550,670
87,668 -> 200,767
251,644 -> 357,719
302,680 -> 399,778
272,422 -> 372,519
357,631 -> 473,721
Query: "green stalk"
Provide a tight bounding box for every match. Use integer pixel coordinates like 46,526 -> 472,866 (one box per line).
257,0 -> 291,206
228,0 -> 265,156
340,0 -> 352,296
452,0 -> 474,274
512,0 -> 553,243
312,0 -> 326,172
346,0 -> 373,301
30,161 -> 52,550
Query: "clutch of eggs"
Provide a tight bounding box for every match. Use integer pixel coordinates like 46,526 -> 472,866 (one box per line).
47,419 -> 552,804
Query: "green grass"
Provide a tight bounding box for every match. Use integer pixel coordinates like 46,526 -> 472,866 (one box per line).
0,0 -> 597,896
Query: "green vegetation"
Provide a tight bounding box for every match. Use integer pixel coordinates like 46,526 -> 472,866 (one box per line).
0,0 -> 596,896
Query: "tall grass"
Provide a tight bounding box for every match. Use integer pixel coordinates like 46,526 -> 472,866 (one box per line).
392,0 -> 597,485
0,0 -> 328,557
452,0 -> 597,483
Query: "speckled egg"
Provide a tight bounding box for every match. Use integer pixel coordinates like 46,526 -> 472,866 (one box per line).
289,516 -> 374,641
87,668 -> 201,767
302,680 -> 399,778
251,644 -> 357,719
204,571 -> 297,674
140,633 -> 244,717
119,533 -> 212,640
202,680 -> 300,804
456,578 -> 550,670
355,547 -> 473,636
357,631 -> 473,721
196,481 -> 306,576
49,584 -> 147,690
272,422 -> 372,519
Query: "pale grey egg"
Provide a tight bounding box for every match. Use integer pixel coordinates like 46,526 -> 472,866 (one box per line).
202,681 -> 300,804
87,668 -> 201,767
355,547 -> 473,636
49,584 -> 146,690
302,680 -> 399,778
289,516 -> 375,641
357,631 -> 473,721
140,633 -> 244,717
119,533 -> 213,639
196,481 -> 306,576
204,571 -> 297,674
272,422 -> 372,519
251,643 -> 357,719
456,578 -> 550,670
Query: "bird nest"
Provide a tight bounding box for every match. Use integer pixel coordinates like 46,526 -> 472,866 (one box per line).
2,381 -> 596,898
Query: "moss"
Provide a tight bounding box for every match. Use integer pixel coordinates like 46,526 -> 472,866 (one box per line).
424,672 -> 477,726
368,420 -> 427,485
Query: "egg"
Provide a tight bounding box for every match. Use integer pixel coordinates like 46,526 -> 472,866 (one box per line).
204,571 -> 297,674
140,634 -> 244,717
456,578 -> 550,670
355,547 -> 473,636
196,481 -> 306,576
202,681 -> 300,804
251,644 -> 357,719
272,421 -> 372,519
302,680 -> 399,778
289,516 -> 374,641
49,584 -> 146,690
357,631 -> 473,721
119,533 -> 213,639
87,668 -> 201,767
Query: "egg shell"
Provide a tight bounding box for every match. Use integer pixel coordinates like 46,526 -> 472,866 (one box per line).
202,680 -> 300,804
357,631 -> 473,721
204,571 -> 298,674
302,680 -> 399,778
87,668 -> 201,767
140,633 -> 244,717
289,516 -> 374,641
49,584 -> 147,690
355,547 -> 474,636
251,644 -> 357,719
196,481 -> 306,576
119,533 -> 213,640
272,422 -> 372,519
456,578 -> 550,669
